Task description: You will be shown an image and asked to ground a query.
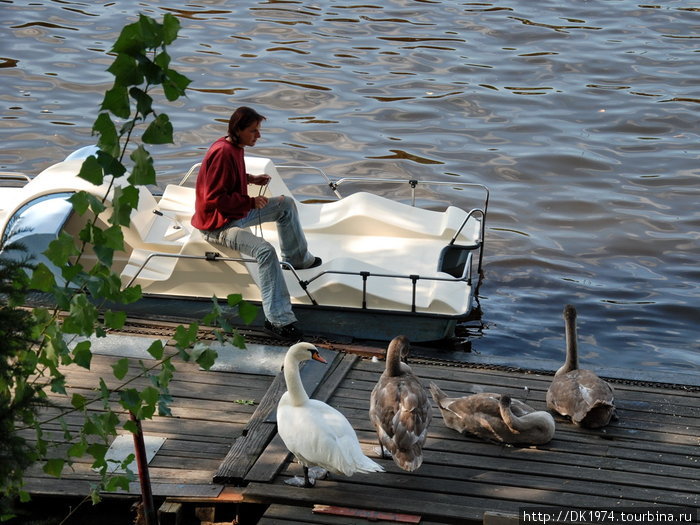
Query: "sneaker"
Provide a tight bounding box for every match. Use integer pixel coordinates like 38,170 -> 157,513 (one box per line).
304,257 -> 323,269
264,320 -> 303,339
284,257 -> 322,271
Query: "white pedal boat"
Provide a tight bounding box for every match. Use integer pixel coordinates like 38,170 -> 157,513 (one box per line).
0,146 -> 487,343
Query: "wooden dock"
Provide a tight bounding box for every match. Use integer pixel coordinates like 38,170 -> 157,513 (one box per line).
17,332 -> 700,524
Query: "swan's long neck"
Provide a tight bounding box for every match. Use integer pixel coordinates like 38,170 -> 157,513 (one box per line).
558,305 -> 579,375
385,336 -> 409,377
284,354 -> 309,406
500,396 -> 554,438
500,399 -> 527,432
385,348 -> 401,377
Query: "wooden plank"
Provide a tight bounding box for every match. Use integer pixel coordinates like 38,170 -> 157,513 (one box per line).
273,444 -> 697,508
243,434 -> 289,483
259,503 -> 339,525
313,504 -> 421,523
260,504 -> 446,525
157,501 -> 183,525
212,371 -> 286,484
258,504 -> 425,524
21,475 -> 223,498
212,348 -> 345,484
244,481 -> 484,524
243,352 -> 359,484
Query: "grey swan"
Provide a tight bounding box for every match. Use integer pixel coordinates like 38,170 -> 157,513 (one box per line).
429,383 -> 555,445
369,335 -> 432,471
546,304 -> 617,428
277,342 -> 384,487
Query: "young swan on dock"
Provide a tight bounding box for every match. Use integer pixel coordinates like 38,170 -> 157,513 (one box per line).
369,335 -> 432,471
429,383 -> 555,445
277,342 -> 384,487
546,304 -> 617,428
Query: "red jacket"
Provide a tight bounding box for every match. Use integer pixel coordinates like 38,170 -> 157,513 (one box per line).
191,137 -> 255,231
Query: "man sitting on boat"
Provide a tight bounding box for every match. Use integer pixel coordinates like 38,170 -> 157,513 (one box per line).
191,106 -> 321,339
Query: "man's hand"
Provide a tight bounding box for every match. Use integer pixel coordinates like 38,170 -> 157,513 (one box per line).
253,195 -> 269,209
248,174 -> 271,186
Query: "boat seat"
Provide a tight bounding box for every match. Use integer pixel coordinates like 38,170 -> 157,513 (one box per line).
121,226 -> 262,301
296,192 -> 481,244
157,184 -> 196,215
120,185 -> 194,252
437,243 -> 475,278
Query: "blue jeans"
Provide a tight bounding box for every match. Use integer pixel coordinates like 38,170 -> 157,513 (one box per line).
202,196 -> 315,327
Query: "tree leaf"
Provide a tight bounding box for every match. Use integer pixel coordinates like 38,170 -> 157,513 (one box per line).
138,386 -> 159,419
71,393 -> 88,410
87,442 -> 108,468
162,13 -> 181,45
136,13 -> 162,49
92,114 -> 119,158
111,185 -> 139,226
128,145 -> 156,185
163,69 -> 191,101
129,87 -> 153,119
106,474 -> 133,492
112,358 -> 129,380
142,113 -> 173,144
140,386 -> 159,406
98,377 -> 111,408
50,375 -> 67,395
123,419 -> 139,434
64,294 -> 98,336
238,301 -> 259,325
226,294 -> 243,306
105,309 -> 127,330
119,388 -> 141,413
45,231 -> 80,267
107,53 -> 142,86
101,85 -> 131,119
96,149 -> 126,179
146,340 -> 164,360
139,55 -> 164,85
77,155 -> 104,185
120,285 -> 142,304
29,263 -> 57,292
173,323 -> 198,349
230,332 -> 247,349
43,458 -> 65,478
68,440 -> 88,458
68,191 -> 90,215
194,346 -> 218,371
72,340 -> 93,369
112,19 -> 145,56
154,51 -> 170,70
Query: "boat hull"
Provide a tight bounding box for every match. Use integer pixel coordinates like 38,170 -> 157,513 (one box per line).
25,291 -> 467,343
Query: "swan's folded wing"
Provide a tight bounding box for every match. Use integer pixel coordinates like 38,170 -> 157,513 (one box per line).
369,378 -> 400,439
394,381 -> 432,448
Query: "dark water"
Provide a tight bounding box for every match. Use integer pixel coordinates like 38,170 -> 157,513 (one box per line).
2,0 -> 699,377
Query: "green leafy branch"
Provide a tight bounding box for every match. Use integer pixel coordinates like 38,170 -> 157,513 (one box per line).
1,13 -> 257,517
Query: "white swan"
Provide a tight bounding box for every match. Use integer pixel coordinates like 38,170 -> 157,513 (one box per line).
369,335 -> 432,471
429,383 -> 555,445
277,342 -> 384,487
546,304 -> 617,428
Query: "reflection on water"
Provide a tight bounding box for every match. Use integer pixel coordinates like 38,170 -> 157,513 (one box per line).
1,0 -> 698,376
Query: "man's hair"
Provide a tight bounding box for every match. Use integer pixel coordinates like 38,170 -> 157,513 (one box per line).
228,106 -> 266,145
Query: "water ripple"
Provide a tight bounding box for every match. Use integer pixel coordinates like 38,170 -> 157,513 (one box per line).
2,0 -> 698,375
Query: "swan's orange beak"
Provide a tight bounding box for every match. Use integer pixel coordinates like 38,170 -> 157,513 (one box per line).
312,351 -> 327,364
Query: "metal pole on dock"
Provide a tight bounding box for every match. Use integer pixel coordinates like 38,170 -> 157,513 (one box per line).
130,411 -> 156,525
